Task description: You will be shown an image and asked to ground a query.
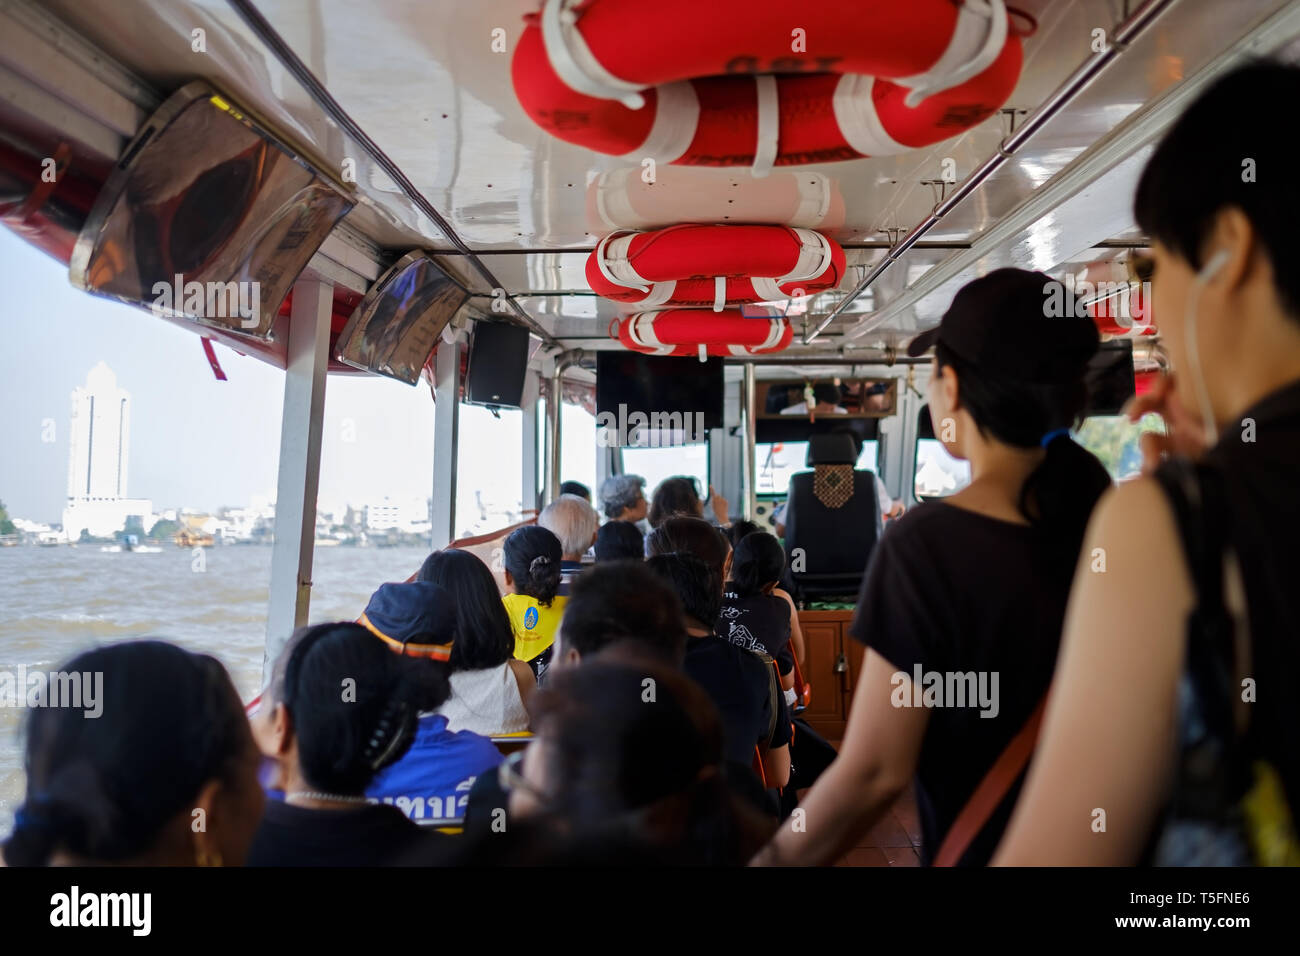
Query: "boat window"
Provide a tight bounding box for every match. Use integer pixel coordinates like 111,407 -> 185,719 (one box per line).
456,403 -> 524,537
756,440 -> 879,496
913,404 -> 972,500
560,401 -> 597,495
622,443 -> 710,502
1073,413 -> 1165,482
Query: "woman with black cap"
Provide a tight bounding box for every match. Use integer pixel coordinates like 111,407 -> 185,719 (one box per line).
753,267 -> 1111,866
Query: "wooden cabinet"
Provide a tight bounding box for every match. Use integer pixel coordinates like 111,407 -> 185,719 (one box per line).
795,609 -> 859,740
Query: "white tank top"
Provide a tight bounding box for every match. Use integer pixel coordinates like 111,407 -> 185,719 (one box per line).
436,662 -> 530,736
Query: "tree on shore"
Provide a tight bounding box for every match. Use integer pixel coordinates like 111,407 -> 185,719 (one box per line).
0,500 -> 16,535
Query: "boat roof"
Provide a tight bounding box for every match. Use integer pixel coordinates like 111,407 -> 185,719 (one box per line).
10,0 -> 1300,373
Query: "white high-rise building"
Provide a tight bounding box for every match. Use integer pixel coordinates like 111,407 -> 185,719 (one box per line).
62,362 -> 153,540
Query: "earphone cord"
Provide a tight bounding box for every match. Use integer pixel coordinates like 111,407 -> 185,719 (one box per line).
1184,253 -> 1228,447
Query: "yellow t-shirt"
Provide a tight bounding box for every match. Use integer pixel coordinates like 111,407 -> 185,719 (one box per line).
503,592 -> 567,668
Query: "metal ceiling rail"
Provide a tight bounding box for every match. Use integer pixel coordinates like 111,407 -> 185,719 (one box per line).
837,0 -> 1300,344
803,0 -> 1181,346
224,0 -> 563,351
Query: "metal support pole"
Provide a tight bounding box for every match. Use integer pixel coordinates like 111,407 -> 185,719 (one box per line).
264,278 -> 331,678
545,363 -> 563,505
742,363 -> 757,522
431,340 -> 462,549
520,371 -> 540,515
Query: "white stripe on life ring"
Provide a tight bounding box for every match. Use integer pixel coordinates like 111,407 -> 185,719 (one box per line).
541,0 -> 646,109
595,232 -> 651,293
625,80 -> 699,164
628,312 -> 672,355
751,277 -> 787,301
752,74 -> 780,179
778,228 -> 835,284
897,0 -> 1008,108
832,75 -> 909,157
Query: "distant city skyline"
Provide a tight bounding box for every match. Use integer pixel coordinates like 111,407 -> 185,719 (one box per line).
0,227 -> 439,525
0,228 -> 596,533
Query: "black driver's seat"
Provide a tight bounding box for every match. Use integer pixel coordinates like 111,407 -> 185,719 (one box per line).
782,433 -> 881,601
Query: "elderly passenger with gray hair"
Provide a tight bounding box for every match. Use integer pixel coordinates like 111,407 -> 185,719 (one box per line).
538,494 -> 600,586
598,474 -> 647,523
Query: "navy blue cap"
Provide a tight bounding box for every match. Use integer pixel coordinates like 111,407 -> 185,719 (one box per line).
360,581 -> 457,659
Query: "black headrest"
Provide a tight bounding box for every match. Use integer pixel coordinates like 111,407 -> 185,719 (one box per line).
807,433 -> 858,466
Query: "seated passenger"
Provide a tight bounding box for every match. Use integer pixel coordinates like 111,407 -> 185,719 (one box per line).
593,518 -> 644,562
997,62 -> 1300,866
501,525 -> 566,679
726,520 -> 802,648
538,493 -> 600,577
559,480 -> 591,502
598,473 -> 648,525
549,559 -> 687,670
249,623 -> 448,865
772,426 -> 901,537
356,582 -> 505,821
418,549 -> 534,735
476,656 -> 775,865
644,547 -> 791,791
753,267 -> 1110,867
720,530 -> 804,701
647,475 -> 729,529
2,641 -> 264,867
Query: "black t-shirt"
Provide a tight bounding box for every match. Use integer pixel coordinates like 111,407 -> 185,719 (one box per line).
850,502 -> 1067,866
719,590 -> 794,675
246,799 -> 442,867
683,633 -> 792,769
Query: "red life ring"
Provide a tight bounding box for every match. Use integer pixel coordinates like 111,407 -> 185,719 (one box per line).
588,224 -> 846,309
612,308 -> 793,357
512,0 -> 1024,174
1081,261 -> 1157,337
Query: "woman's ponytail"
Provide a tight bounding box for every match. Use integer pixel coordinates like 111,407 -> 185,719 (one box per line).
1020,432 -> 1113,584
503,526 -> 563,607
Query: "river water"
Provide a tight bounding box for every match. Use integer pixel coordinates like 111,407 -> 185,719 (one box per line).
0,544 -> 432,834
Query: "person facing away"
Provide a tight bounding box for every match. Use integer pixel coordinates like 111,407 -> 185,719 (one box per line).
594,518 -> 645,562
463,559 -> 691,837
501,525 -> 566,680
647,475 -> 730,529
996,61 -> 1300,866
599,473 -> 648,524
780,382 -> 848,416
644,532 -> 791,792
418,548 -> 533,735
538,493 -> 600,576
719,529 -> 803,702
454,653 -> 776,866
754,266 -> 1112,867
2,640 -> 264,867
355,581 -> 505,822
548,559 -> 688,671
249,623 -> 447,866
558,480 -> 591,502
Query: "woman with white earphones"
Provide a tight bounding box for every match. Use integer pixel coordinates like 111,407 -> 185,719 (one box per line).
995,61 -> 1300,866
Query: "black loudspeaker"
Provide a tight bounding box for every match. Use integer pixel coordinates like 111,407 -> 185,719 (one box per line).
465,321 -> 531,408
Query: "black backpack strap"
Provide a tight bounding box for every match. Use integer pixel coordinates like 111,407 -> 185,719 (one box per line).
1153,459 -> 1246,775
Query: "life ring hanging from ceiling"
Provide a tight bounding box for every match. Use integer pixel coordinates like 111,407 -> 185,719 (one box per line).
588,224 -> 846,310
611,308 -> 794,358
512,0 -> 1026,176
